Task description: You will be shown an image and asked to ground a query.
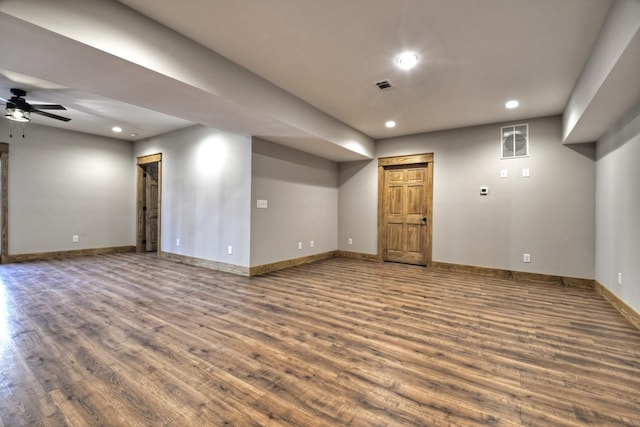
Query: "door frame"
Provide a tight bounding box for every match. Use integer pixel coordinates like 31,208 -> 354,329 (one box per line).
136,153 -> 162,255
0,143 -> 8,264
377,153 -> 434,266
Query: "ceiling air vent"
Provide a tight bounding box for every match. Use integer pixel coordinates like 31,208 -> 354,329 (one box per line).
374,79 -> 393,91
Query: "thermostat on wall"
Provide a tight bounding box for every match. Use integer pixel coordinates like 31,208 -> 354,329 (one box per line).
479,186 -> 489,196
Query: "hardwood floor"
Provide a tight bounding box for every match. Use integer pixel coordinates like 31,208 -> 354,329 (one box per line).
1,254 -> 639,426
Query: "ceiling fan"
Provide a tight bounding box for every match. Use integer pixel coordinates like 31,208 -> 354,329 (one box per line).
2,88 -> 71,123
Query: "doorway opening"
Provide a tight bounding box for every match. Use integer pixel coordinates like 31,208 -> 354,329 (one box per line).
378,153 -> 433,266
136,153 -> 162,254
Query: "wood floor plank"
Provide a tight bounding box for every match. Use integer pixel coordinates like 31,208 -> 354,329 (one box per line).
1,253 -> 640,426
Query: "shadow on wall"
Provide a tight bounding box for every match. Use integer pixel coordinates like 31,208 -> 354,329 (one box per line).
339,160 -> 373,186
566,142 -> 596,161
596,101 -> 640,159
253,137 -> 339,187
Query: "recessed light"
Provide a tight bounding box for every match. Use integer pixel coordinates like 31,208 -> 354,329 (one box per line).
112,126 -> 122,133
395,52 -> 419,70
385,120 -> 396,128
505,100 -> 520,109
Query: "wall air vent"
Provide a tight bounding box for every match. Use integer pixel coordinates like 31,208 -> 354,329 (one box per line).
374,79 -> 394,91
501,123 -> 529,158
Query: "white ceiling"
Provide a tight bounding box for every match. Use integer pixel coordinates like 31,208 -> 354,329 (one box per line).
0,0 -> 620,160
0,70 -> 193,139
118,0 -> 613,138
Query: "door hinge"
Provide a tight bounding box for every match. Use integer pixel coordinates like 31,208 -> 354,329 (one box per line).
143,173 -> 147,178
142,239 -> 147,244
143,206 -> 147,211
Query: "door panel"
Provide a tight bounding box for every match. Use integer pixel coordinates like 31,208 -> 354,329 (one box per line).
388,186 -> 403,215
406,224 -> 422,253
407,186 -> 423,214
387,223 -> 403,252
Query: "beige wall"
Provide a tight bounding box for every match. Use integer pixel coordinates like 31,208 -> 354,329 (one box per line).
3,120 -> 135,255
3,115 -> 601,284
339,115 -> 596,279
251,137 -> 338,266
134,125 -> 252,266
338,160 -> 378,254
596,103 -> 640,313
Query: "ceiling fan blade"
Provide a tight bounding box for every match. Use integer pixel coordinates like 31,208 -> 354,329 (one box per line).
30,103 -> 67,110
32,109 -> 71,122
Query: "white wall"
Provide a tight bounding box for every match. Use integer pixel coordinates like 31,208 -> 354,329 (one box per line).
3,116 -> 599,283
251,138 -> 338,266
595,103 -> 640,313
339,115 -> 596,279
134,125 -> 252,267
2,120 -> 135,254
338,160 -> 378,254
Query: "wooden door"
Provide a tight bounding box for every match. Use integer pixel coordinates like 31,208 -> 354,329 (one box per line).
144,164 -> 159,252
378,154 -> 433,266
136,153 -> 162,254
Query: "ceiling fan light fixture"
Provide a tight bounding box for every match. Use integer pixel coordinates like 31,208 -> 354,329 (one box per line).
5,107 -> 30,122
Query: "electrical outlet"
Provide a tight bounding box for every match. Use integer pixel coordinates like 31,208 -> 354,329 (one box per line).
176,238 -> 180,247
310,240 -> 314,248
500,169 -> 508,178
72,235 -> 79,243
348,238 -> 353,245
227,245 -> 233,255
522,168 -> 530,178
523,253 -> 531,263
618,272 -> 622,286
298,242 -> 302,250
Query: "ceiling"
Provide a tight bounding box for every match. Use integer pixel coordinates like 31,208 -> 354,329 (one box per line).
0,0 -> 621,161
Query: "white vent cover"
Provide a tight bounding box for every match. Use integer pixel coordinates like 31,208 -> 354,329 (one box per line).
374,79 -> 394,91
501,124 -> 529,158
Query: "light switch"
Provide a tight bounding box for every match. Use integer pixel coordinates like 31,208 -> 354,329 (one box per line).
500,169 -> 508,178
257,199 -> 268,208
522,168 -> 530,177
